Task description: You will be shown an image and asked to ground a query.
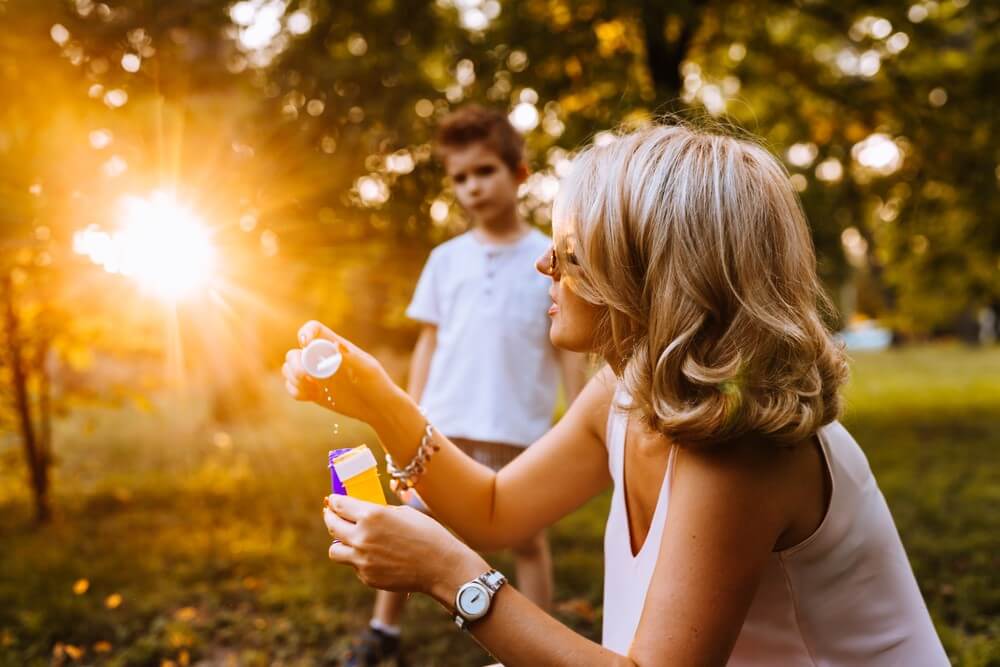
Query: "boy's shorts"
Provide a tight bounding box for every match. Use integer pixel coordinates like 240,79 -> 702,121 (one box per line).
453,437 -> 525,471
402,437 -> 525,513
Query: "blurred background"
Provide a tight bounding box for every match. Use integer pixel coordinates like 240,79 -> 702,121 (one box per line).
0,0 -> 997,665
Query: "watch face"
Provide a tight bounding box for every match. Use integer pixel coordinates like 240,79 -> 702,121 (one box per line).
458,584 -> 489,617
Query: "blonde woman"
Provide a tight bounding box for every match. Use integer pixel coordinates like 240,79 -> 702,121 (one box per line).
283,125 -> 948,666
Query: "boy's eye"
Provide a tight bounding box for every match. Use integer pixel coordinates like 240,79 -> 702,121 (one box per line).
453,174 -> 466,184
475,165 -> 496,176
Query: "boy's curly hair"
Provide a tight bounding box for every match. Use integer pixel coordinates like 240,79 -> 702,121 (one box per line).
435,105 -> 525,172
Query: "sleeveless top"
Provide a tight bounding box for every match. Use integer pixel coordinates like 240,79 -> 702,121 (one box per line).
602,386 -> 948,665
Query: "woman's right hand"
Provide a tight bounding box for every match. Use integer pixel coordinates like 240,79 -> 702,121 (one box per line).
282,320 -> 400,426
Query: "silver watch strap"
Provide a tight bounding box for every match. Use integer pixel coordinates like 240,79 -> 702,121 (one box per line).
479,569 -> 507,594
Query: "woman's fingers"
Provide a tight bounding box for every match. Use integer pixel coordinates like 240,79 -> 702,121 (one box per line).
297,321 -> 363,361
328,539 -> 359,564
284,349 -> 305,376
298,320 -> 342,347
326,494 -> 377,523
323,506 -> 360,543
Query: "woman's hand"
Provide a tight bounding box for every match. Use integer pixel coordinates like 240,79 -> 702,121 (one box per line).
323,494 -> 489,600
282,320 -> 400,426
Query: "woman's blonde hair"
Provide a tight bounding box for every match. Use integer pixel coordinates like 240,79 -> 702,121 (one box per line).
555,123 -> 848,447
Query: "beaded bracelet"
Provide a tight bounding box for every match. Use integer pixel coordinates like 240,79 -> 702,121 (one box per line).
385,420 -> 439,491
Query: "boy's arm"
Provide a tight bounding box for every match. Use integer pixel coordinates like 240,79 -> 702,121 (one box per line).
407,324 -> 437,401
558,349 -> 588,405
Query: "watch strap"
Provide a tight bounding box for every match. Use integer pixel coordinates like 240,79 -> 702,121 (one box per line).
479,569 -> 507,593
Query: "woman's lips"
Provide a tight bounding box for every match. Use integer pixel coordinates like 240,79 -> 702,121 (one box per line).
548,304 -> 559,317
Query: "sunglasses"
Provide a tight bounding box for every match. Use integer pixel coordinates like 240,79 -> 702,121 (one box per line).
547,245 -> 580,275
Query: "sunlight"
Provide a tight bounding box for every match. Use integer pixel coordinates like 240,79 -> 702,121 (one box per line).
74,191 -> 217,301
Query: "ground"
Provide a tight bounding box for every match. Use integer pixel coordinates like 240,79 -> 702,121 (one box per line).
0,344 -> 997,666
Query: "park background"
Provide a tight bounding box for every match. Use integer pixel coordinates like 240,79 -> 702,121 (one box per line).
0,0 -> 997,665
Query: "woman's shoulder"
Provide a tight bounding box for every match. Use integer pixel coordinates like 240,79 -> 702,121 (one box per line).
567,364 -> 619,442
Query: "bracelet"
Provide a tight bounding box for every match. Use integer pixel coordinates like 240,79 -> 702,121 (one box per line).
385,419 -> 439,491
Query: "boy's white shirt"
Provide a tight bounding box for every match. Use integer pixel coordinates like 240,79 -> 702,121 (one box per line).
406,229 -> 558,447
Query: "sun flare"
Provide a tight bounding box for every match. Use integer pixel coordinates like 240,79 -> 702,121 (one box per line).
74,191 -> 217,301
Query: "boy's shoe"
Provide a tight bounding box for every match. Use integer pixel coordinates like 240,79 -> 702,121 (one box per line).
340,626 -> 404,667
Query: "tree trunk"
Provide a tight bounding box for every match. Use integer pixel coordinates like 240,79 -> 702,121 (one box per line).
638,0 -> 706,106
1,272 -> 49,523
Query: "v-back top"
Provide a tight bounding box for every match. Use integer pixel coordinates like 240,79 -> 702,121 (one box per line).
601,385 -> 948,665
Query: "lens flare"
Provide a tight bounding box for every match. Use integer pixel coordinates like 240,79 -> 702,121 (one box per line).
74,191 -> 217,301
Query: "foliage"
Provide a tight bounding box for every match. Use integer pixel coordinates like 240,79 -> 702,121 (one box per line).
0,345 -> 997,665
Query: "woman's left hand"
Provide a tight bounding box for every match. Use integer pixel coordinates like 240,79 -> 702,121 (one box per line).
323,494 -> 488,597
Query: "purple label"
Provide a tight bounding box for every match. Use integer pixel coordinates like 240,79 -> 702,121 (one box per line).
328,448 -> 353,496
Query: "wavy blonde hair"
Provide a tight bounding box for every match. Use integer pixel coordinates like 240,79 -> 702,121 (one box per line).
555,123 -> 848,447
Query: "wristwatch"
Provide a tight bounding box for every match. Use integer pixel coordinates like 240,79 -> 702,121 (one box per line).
453,569 -> 507,630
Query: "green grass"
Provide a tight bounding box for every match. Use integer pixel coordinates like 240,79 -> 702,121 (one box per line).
1,344 -> 998,666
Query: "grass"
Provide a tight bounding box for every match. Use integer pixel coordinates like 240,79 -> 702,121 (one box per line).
0,344 -> 998,666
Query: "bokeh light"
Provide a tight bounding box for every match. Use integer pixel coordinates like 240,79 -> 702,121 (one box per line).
852,133 -> 903,175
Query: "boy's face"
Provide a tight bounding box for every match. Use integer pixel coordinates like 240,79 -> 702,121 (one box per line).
443,142 -> 523,228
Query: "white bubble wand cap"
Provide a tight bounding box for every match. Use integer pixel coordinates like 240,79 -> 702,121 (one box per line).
301,338 -> 343,379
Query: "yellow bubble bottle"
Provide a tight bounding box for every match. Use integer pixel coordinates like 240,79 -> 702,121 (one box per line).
331,445 -> 387,505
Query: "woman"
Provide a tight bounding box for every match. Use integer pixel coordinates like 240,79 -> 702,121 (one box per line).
283,124 -> 947,665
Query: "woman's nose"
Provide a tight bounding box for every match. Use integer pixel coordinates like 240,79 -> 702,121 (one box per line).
536,250 -> 553,276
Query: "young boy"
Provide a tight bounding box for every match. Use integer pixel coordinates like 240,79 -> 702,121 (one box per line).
342,106 -> 587,666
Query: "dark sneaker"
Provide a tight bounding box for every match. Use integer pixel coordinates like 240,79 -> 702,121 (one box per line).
340,627 -> 404,667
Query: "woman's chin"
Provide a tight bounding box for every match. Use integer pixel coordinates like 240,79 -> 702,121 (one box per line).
549,322 -> 593,353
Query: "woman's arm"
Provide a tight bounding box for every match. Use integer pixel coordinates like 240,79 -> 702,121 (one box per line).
371,364 -> 615,550
286,321 -> 615,550
323,440 -> 789,667
628,444 -> 792,665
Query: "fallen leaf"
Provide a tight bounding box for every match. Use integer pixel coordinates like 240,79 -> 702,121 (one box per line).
174,607 -> 197,622
72,579 -> 89,595
105,593 -> 122,609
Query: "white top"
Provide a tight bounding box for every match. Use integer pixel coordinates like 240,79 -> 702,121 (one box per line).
602,386 -> 949,665
406,229 -> 558,446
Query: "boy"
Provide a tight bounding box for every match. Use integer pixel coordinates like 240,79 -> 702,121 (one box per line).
342,105 -> 587,666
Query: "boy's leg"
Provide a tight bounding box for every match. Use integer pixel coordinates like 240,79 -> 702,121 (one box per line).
342,492 -> 430,666
372,589 -> 408,627
511,530 -> 553,612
